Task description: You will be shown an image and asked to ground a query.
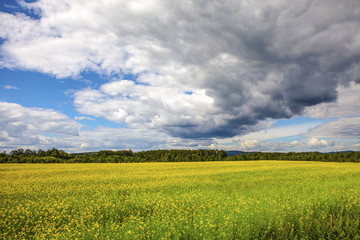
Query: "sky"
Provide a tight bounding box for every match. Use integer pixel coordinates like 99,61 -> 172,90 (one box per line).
0,0 -> 360,153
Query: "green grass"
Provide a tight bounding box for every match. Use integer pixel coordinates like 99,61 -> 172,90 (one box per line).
1,161 -> 360,239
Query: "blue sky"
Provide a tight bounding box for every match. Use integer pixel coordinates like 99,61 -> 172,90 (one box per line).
1,0 -> 360,153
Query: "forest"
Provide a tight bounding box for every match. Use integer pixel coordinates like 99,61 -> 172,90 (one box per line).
0,148 -> 359,163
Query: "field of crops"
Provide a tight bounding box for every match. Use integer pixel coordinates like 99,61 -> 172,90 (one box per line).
1,161 -> 360,239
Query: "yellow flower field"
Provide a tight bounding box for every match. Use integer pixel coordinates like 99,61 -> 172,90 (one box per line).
1,161 -> 360,239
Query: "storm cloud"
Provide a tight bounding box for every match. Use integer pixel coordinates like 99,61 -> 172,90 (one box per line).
1,0 -> 360,140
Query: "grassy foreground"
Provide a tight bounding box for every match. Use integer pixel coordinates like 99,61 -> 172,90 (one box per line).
1,161 -> 360,239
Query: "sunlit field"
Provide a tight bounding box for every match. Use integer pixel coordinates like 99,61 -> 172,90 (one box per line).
1,161 -> 360,239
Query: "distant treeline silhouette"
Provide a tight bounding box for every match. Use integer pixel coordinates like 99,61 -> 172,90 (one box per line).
0,148 -> 359,163
227,151 -> 360,162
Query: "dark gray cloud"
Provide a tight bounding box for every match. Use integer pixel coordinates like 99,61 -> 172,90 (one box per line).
305,82 -> 360,118
1,0 -> 360,140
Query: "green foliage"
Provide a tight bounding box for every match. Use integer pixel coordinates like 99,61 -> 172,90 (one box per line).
1,148 -> 359,163
0,148 -> 228,163
228,151 -> 360,162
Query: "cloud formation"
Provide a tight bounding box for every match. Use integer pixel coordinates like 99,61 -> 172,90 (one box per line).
307,117 -> 360,139
0,102 -> 82,149
218,138 -> 336,153
0,102 -> 213,152
2,85 -> 19,90
305,82 -> 360,118
0,101 -> 356,153
1,0 -> 360,141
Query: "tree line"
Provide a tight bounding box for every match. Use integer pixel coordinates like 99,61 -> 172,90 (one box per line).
0,148 -> 359,163
0,148 -> 227,163
227,151 -> 360,162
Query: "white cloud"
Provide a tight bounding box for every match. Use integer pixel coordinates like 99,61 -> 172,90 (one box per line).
73,79 -> 227,138
74,116 -> 94,121
71,127 -> 214,152
353,143 -> 360,150
0,102 -> 215,152
307,138 -> 329,148
0,101 -> 357,153
0,102 -> 82,149
1,0 -> 360,145
237,120 -> 322,142
2,85 -> 19,90
238,140 -> 261,151
215,137 -> 345,152
306,117 -> 360,139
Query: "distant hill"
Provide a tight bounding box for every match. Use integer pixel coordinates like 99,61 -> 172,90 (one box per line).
327,151 -> 355,154
226,151 -> 246,156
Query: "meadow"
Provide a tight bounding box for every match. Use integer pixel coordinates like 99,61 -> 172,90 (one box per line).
1,161 -> 360,239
